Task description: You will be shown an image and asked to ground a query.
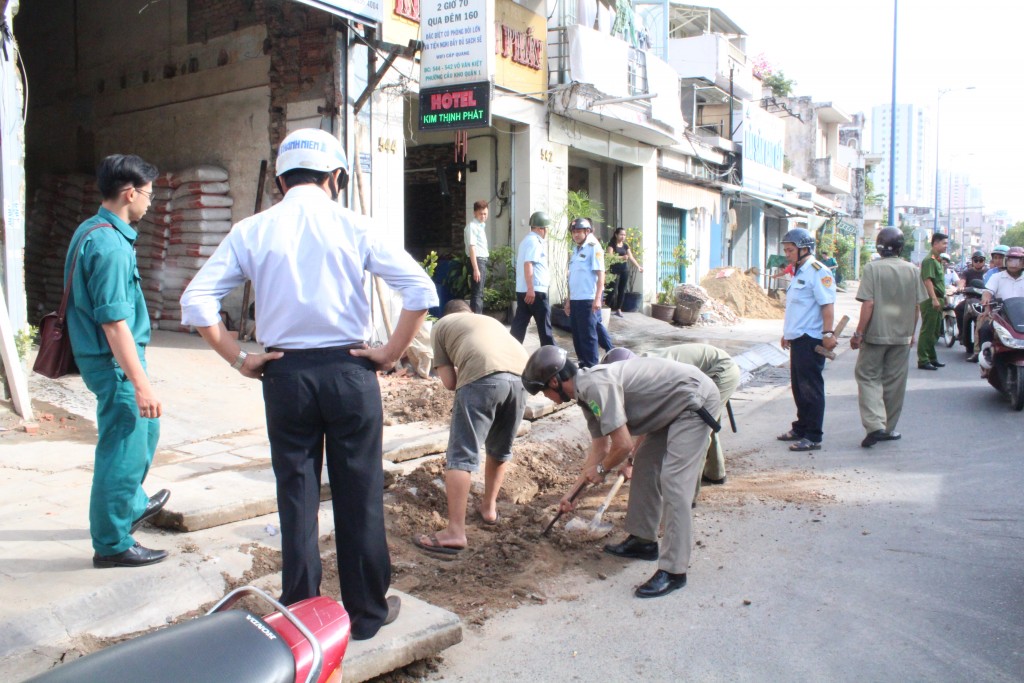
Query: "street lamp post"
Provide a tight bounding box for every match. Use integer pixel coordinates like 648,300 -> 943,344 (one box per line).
933,86 -> 975,230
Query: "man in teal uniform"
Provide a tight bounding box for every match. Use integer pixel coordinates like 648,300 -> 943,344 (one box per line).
917,232 -> 948,370
66,154 -> 170,568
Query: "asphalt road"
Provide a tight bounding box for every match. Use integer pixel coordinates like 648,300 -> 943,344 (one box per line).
434,341 -> 1024,682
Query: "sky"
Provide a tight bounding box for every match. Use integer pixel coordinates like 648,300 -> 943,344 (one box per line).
712,0 -> 1024,220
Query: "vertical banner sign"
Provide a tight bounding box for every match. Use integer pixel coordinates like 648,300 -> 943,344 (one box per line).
420,0 -> 494,88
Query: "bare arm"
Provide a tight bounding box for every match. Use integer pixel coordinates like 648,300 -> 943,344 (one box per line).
593,269 -> 605,312
820,302 -> 837,350
193,321 -> 283,379
350,308 -> 429,372
101,320 -> 161,418
436,364 -> 457,391
923,279 -> 940,309
468,244 -> 479,282
523,261 -> 535,304
851,300 -> 873,350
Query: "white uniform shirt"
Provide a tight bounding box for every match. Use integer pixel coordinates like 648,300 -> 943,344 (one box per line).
986,270 -> 1024,301
180,185 -> 438,349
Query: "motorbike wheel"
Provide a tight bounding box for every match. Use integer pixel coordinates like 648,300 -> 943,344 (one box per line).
943,315 -> 957,348
1009,365 -> 1024,412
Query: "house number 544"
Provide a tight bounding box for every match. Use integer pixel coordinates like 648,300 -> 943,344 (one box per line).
378,138 -> 398,153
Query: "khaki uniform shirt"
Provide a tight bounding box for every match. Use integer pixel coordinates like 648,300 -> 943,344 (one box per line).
643,344 -> 739,390
431,312 -> 528,390
856,257 -> 928,345
574,357 -> 719,438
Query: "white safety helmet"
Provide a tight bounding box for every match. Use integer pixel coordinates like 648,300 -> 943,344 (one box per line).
276,128 -> 349,176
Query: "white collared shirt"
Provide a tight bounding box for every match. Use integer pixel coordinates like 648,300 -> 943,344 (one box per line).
181,185 -> 438,349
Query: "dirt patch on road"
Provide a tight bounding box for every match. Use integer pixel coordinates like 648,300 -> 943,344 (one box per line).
700,268 -> 785,319
700,471 -> 836,507
0,398 -> 96,443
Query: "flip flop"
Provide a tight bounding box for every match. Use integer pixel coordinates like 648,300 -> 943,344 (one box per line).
477,509 -> 500,526
412,533 -> 464,557
789,438 -> 821,452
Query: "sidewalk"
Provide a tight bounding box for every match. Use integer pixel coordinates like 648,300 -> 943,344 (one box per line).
0,287 -> 861,679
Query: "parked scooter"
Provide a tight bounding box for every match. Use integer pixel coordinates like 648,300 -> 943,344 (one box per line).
979,297 -> 1024,411
942,291 -> 960,348
24,586 -> 350,683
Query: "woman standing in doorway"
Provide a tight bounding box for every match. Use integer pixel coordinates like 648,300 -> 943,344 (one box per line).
606,227 -> 643,317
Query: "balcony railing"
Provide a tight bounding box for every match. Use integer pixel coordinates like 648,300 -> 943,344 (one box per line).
547,25 -> 652,116
813,156 -> 852,195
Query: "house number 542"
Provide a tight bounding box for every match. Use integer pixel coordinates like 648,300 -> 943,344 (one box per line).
539,148 -> 554,162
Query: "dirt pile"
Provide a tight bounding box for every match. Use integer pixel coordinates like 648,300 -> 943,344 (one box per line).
700,267 -> 785,319
380,375 -> 454,426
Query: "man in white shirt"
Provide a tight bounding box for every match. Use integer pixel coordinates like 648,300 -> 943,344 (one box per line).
180,129 -> 437,641
465,199 -> 490,313
977,246 -> 1024,370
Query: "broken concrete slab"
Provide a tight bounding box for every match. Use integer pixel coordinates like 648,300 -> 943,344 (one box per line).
342,589 -> 462,683
382,420 -> 531,464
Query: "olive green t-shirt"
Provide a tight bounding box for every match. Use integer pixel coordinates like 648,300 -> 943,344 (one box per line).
856,257 -> 929,345
431,312 -> 528,390
642,343 -> 740,394
920,255 -> 945,299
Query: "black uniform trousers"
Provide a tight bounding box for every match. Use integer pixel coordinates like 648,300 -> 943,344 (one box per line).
262,348 -> 390,640
789,334 -> 827,443
510,291 -> 555,346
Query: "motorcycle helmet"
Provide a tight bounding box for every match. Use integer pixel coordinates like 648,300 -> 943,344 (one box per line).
569,218 -> 593,232
529,211 -> 553,229
971,250 -> 986,261
782,228 -> 816,252
939,253 -> 951,262
875,227 -> 904,257
1006,246 -> 1024,269
600,348 -> 637,364
276,128 -> 348,176
522,346 -> 578,395
991,244 -> 1009,257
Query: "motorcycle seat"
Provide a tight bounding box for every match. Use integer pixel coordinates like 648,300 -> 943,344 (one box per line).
24,610 -> 296,683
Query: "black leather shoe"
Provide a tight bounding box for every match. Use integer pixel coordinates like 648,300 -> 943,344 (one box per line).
918,362 -> 938,370
861,430 -> 885,448
877,431 -> 901,441
604,535 -> 658,561
931,360 -> 946,368
93,542 -> 168,568
635,569 -> 687,598
701,475 -> 726,485
966,353 -> 979,363
131,489 -> 170,533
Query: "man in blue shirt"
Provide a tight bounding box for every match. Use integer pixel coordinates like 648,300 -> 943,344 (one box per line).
510,211 -> 555,346
564,218 -> 606,368
984,244 -> 1008,284
777,228 -> 838,451
66,154 -> 169,569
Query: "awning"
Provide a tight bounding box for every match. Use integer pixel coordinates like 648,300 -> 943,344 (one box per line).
720,183 -> 813,217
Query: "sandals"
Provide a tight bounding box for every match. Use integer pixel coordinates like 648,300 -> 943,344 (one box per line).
777,430 -> 803,441
411,533 -> 464,557
789,438 -> 822,452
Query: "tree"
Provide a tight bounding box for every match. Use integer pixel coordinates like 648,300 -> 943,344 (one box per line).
1002,221 -> 1024,248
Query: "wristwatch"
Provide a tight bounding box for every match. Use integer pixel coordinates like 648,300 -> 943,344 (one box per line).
231,350 -> 249,370
595,463 -> 607,476
823,331 -> 835,339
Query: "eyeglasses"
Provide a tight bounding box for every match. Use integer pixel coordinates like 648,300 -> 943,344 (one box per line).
124,186 -> 152,199
972,258 -> 985,263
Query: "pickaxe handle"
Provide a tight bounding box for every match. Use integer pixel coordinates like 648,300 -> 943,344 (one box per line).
543,480 -> 588,536
815,314 -> 849,360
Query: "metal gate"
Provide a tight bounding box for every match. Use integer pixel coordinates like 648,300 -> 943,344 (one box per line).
657,205 -> 686,283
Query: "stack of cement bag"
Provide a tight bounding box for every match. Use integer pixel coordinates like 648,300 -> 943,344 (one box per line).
135,177 -> 173,328
151,165 -> 233,331
25,174 -> 102,318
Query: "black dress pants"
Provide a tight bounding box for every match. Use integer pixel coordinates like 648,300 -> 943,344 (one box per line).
262,348 -> 389,640
510,291 -> 555,346
789,334 -> 826,443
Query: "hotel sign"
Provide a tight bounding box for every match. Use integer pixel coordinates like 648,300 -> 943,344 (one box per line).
418,82 -> 492,131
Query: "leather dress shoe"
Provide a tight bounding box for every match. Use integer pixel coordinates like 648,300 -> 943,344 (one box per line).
966,353 -> 979,363
131,489 -> 170,533
931,360 -> 946,368
862,430 -> 902,448
917,362 -> 938,371
635,569 -> 687,598
94,542 -> 168,568
604,535 -> 658,561
383,595 -> 401,626
701,475 -> 726,485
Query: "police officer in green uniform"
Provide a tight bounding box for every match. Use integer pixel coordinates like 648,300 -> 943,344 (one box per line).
66,154 -> 170,568
917,232 -> 948,370
777,228 -> 838,451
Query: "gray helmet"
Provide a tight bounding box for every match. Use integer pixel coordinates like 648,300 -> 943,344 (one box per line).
781,228 -> 815,251
875,227 -> 904,258
971,250 -> 986,260
569,218 -> 593,232
529,211 -> 552,228
522,346 -> 577,395
600,348 -> 636,364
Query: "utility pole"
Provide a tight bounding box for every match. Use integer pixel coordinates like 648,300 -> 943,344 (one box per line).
887,0 -> 898,229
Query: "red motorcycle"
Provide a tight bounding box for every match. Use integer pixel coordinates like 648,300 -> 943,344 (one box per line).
24,586 -> 350,683
981,297 -> 1024,411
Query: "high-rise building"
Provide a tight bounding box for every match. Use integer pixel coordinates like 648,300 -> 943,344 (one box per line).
870,104 -> 935,208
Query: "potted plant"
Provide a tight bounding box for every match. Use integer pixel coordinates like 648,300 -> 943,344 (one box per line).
622,226 -> 645,312
482,245 -> 515,322
550,190 -> 605,330
667,244 -> 699,325
650,274 -> 677,322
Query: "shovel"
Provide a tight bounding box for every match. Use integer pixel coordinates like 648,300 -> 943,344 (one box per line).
542,480 -> 588,536
565,472 -> 626,539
